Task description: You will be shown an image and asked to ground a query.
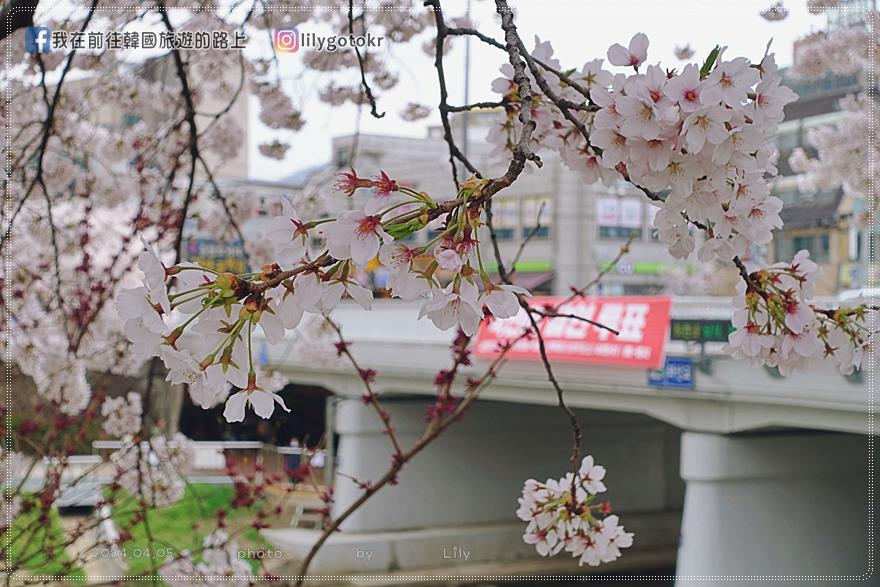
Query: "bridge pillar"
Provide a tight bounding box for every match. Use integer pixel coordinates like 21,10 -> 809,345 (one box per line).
676,431 -> 873,583
264,397 -> 684,574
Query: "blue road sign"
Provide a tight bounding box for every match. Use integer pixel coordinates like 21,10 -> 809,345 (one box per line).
647,356 -> 694,390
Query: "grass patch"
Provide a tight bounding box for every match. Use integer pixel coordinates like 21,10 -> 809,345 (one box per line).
7,502 -> 86,583
109,484 -> 267,578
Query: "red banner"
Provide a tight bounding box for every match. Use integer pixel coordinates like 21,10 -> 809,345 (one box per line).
474,296 -> 672,369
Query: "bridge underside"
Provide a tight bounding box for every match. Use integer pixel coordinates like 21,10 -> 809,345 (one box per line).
261,398 -> 875,583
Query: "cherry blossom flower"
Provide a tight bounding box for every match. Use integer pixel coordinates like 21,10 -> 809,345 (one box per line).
117,286 -> 166,333
728,320 -> 774,357
322,278 -> 374,311
223,387 -> 290,422
123,318 -> 163,361
30,353 -> 92,415
481,283 -> 530,319
325,210 -> 391,265
171,265 -> 214,314
681,105 -> 732,152
400,102 -> 431,121
607,33 -> 649,68
258,140 -> 290,160
188,374 -> 230,409
783,300 -> 816,334
335,169 -> 373,196
702,57 -> 760,107
523,521 -> 563,557
760,2 -> 789,21
267,197 -> 310,266
138,238 -> 166,294
725,250 -> 867,375
616,96 -> 666,140
435,247 -> 464,273
596,515 -> 634,563
663,64 -> 703,112
388,270 -> 433,301
297,272 -> 326,309
363,171 -> 400,215
379,242 -> 419,273
579,455 -> 607,495
674,44 -> 695,60
420,279 -> 482,336
752,74 -> 799,127
578,58 -> 612,90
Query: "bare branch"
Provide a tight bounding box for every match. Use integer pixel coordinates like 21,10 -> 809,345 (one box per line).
349,0 -> 385,119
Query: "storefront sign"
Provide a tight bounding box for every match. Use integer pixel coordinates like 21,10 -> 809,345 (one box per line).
185,239 -> 247,274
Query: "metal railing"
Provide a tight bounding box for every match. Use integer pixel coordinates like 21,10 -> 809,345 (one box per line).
91,440 -> 326,486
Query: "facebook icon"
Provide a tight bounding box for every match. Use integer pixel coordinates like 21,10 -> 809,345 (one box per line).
24,26 -> 51,53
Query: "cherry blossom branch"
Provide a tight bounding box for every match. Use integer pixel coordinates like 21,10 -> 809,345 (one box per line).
349,0 -> 384,119
292,331 -> 519,586
447,25 -> 596,104
446,100 -> 507,112
508,201 -> 545,274
424,0 -> 481,188
514,36 -> 595,149
0,0 -> 99,250
322,315 -> 402,456
157,2 -> 249,266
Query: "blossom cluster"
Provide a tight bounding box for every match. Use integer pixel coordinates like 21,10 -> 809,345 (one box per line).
160,530 -> 251,586
790,11 -> 877,80
327,174 -> 528,334
101,391 -> 143,439
1,448 -> 23,531
15,349 -> 92,416
489,34 -> 798,264
789,93 -> 878,203
760,2 -> 789,21
118,173 -> 532,422
785,7 -> 878,206
516,455 -> 633,566
111,433 -> 195,507
725,250 -> 871,375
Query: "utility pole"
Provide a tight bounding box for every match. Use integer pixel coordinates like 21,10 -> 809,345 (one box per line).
460,0 -> 472,184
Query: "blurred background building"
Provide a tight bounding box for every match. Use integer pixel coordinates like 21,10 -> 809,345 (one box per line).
296,112 -> 704,299
770,0 -> 877,295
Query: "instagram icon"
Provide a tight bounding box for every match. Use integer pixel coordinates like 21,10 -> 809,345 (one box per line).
273,28 -> 299,53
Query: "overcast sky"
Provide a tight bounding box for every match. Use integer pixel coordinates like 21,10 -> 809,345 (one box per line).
249,0 -> 827,181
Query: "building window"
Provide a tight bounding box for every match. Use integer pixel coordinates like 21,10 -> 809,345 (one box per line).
599,226 -> 642,239
491,198 -> 518,240
522,197 -> 551,239
776,233 -> 831,263
646,204 -> 660,240
848,225 -> 861,261
597,196 -> 643,240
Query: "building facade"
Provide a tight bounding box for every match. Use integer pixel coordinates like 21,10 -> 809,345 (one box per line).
769,1 -> 876,295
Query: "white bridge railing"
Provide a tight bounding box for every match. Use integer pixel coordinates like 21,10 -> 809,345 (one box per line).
91,440 -> 326,485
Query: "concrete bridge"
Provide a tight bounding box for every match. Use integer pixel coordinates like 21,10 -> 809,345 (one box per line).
259,298 -> 875,584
